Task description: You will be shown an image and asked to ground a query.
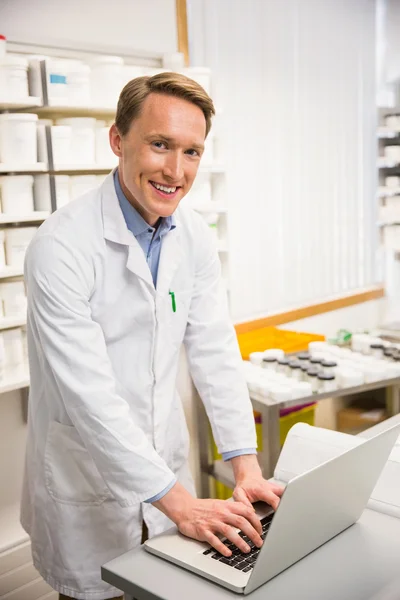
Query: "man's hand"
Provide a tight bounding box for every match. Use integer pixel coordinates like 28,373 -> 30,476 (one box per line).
231,454 -> 284,511
153,482 -> 263,557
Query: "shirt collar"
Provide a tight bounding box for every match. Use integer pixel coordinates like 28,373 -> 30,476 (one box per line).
113,169 -> 176,237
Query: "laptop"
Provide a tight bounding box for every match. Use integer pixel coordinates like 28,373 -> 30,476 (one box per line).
145,423 -> 400,594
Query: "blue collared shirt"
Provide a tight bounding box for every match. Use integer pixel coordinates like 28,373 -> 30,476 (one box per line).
113,170 -> 175,287
113,170 -> 256,503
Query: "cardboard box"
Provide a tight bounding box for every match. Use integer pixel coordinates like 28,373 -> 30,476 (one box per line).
337,407 -> 387,434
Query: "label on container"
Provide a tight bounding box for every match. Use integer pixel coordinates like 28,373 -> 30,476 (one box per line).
49,73 -> 67,85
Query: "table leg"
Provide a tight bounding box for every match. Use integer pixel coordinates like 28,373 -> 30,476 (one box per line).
386,384 -> 400,417
252,400 -> 281,479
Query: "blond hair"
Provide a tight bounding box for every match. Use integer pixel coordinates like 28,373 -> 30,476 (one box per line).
115,71 -> 215,137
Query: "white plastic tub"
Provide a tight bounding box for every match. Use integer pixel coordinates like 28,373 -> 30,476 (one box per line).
90,56 -> 124,108
0,113 -> 38,165
51,125 -> 72,165
57,118 -> 96,165
5,226 -> 38,268
34,174 -> 70,211
0,175 -> 34,214
0,54 -> 29,100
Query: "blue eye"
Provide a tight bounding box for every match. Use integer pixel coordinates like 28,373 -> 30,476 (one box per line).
152,141 -> 167,149
186,149 -> 199,157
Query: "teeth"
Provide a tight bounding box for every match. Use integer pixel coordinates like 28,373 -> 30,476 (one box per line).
152,182 -> 177,193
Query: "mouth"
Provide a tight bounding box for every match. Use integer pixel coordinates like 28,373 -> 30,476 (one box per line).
149,180 -> 181,199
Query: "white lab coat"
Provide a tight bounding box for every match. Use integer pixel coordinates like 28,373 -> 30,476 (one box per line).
20,172 -> 256,599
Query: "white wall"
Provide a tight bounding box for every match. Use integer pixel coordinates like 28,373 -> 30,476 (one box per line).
188,0 -> 378,323
0,0 -> 177,55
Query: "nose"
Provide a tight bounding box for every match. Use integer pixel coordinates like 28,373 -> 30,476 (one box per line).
163,151 -> 184,182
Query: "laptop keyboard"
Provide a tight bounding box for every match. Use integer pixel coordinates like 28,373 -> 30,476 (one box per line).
202,513 -> 274,573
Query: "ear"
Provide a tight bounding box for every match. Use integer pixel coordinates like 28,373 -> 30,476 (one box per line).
109,123 -> 123,158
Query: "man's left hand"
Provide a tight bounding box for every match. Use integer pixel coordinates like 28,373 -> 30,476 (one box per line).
231,454 -> 284,511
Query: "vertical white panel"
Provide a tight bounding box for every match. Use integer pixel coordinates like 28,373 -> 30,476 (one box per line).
188,0 -> 377,322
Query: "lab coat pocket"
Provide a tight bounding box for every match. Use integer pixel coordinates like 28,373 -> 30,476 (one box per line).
165,290 -> 191,349
44,421 -> 112,506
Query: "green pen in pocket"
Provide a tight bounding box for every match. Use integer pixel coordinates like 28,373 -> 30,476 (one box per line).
169,291 -> 176,313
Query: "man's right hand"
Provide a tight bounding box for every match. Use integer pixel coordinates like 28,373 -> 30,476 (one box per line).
153,482 -> 263,557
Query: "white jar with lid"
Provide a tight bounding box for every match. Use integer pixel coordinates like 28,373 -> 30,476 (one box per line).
57,118 -> 96,165
369,343 -> 384,359
317,373 -> 336,393
307,368 -> 320,393
288,360 -> 302,381
263,348 -> 285,361
51,125 -> 72,165
91,56 -> 124,108
276,357 -> 290,376
0,113 -> 38,165
5,226 -> 38,268
262,356 -> 277,372
320,359 -> 337,377
0,281 -> 26,317
0,176 -> 34,215
0,54 -> 29,100
249,352 -> 264,366
3,327 -> 24,366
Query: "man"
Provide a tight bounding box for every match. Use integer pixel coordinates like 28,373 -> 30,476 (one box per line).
21,72 -> 283,600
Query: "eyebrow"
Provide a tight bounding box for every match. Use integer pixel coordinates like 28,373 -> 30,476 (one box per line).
145,133 -> 204,152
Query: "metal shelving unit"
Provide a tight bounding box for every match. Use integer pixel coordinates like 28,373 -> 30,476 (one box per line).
197,375 -> 400,498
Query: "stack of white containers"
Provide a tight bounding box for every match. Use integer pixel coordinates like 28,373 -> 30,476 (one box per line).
244,338 -> 400,407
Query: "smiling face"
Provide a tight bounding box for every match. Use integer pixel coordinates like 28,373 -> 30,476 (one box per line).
109,92 -> 206,226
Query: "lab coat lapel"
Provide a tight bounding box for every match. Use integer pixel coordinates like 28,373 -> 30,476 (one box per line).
101,171 -> 154,291
156,224 -> 183,295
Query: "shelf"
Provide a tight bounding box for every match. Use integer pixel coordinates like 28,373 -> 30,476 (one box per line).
0,163 -> 47,174
0,316 -> 26,331
0,362 -> 30,395
0,266 -> 24,279
0,97 -> 42,111
0,212 -> 50,224
378,187 -> 400,198
0,503 -> 29,553
31,105 -> 116,119
378,157 -> 400,169
52,164 -> 116,174
378,127 -> 400,139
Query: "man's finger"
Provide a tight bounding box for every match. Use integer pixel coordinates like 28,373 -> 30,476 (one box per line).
233,487 -> 253,510
204,530 -> 232,557
268,482 -> 285,496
